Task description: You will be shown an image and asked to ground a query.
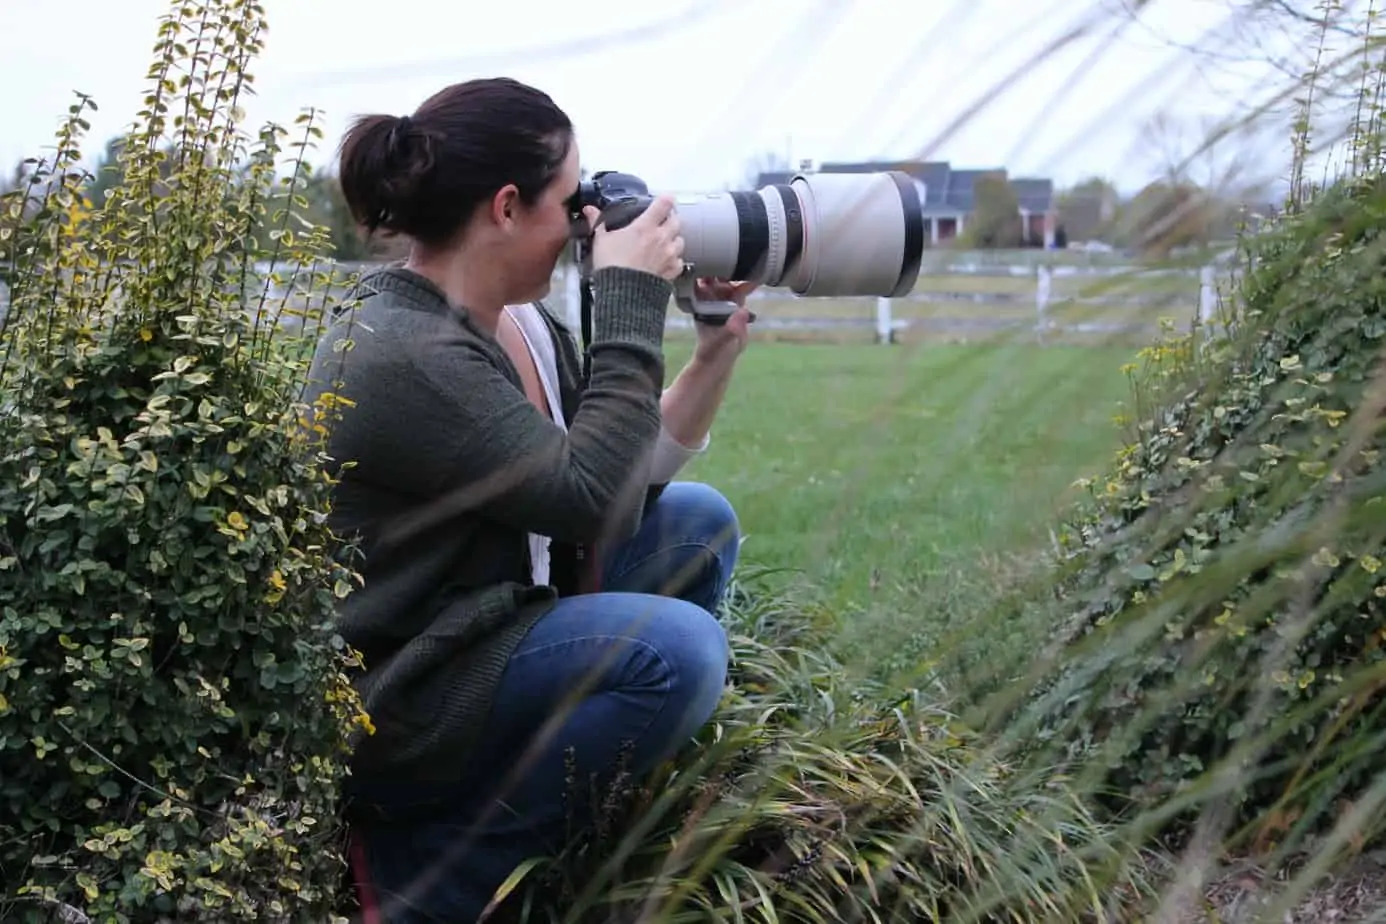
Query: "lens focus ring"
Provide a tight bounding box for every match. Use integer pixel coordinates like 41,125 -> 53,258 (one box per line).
728,191 -> 769,282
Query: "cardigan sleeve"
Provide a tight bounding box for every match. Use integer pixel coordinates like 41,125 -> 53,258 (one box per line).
530,299 -> 702,488
329,267 -> 674,546
648,425 -> 709,485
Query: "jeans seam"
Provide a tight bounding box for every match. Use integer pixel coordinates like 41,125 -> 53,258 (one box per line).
608,540 -> 727,604
508,633 -> 670,668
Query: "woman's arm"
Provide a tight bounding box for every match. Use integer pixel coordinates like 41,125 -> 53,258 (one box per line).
644,352 -> 736,484
324,266 -> 672,545
659,350 -> 737,451
646,283 -> 757,483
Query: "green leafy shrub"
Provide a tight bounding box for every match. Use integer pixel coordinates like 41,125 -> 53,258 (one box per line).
998,172 -> 1386,849
0,2 -> 367,920
484,569 -> 1152,923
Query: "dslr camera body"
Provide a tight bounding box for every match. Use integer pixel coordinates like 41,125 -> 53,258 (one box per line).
569,168 -> 926,325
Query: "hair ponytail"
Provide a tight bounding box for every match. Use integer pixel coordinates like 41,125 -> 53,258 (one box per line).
338,113 -> 420,236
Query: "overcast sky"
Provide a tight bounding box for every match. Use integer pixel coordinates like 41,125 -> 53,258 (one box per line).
1,0 -> 1313,195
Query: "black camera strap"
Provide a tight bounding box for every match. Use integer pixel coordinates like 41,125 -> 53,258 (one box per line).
579,272 -> 594,386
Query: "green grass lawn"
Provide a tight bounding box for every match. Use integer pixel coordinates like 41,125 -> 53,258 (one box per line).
913,273 -> 1036,295
670,338 -> 1137,683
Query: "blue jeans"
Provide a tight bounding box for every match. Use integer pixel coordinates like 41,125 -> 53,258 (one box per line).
349,481 -> 740,923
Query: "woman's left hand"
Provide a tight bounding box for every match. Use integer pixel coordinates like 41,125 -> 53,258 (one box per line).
692,277 -> 760,365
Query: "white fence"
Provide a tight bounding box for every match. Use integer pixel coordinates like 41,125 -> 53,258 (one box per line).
553,255 -> 1232,345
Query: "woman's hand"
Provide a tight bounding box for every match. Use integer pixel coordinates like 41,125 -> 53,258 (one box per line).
584,196 -> 685,281
692,277 -> 759,366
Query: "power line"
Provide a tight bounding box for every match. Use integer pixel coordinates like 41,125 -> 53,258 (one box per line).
833,0 -> 984,158
282,0 -> 743,91
1027,14 -> 1244,181
997,11 -> 1142,170
864,0 -> 1075,162
718,0 -> 850,147
879,0 -> 1120,163
667,0 -> 847,184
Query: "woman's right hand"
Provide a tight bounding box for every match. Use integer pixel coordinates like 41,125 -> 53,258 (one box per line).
583,195 -> 686,281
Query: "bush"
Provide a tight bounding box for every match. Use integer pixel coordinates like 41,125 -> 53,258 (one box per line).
483,569 -> 1153,923
999,172 -> 1386,851
0,2 -> 367,920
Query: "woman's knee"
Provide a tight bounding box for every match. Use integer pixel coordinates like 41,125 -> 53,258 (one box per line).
507,591 -> 730,752
660,481 -> 741,597
656,595 -> 730,690
639,595 -> 730,739
661,481 -> 741,554
529,594 -> 728,770
605,482 -> 742,610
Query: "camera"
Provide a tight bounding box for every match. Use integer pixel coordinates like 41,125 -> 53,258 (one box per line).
568,168 -> 926,324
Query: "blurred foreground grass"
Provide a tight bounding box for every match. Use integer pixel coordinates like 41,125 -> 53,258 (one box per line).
10,1 -> 1386,919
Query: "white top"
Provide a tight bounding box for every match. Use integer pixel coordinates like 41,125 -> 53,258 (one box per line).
503,303 -> 709,586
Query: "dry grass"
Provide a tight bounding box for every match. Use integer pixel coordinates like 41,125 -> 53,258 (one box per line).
1165,853 -> 1386,923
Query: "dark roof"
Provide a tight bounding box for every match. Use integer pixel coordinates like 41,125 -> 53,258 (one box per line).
754,170 -> 796,186
1010,177 -> 1055,213
752,160 -> 1054,214
941,168 -> 1005,212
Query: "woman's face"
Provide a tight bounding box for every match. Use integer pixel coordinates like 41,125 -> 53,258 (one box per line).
503,137 -> 582,306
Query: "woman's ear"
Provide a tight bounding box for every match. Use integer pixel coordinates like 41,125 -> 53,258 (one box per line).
489,184 -> 521,229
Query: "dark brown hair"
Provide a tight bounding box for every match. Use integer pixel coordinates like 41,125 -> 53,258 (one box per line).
338,77 -> 574,247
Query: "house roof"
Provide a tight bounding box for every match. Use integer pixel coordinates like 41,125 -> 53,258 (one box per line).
941,168 -> 1006,212
754,170 -> 797,187
753,159 -> 1054,214
1010,177 -> 1055,213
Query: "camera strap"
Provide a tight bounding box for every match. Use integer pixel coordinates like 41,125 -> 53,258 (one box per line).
579,272 -> 594,386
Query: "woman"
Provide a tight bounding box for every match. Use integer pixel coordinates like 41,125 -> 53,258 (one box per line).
304,77 -> 756,922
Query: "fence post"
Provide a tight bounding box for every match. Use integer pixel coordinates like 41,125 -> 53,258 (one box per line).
1035,265 -> 1052,344
875,296 -> 895,344
1198,264 -> 1216,327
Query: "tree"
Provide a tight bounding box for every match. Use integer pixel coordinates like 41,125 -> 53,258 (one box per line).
963,174 -> 1023,249
1056,176 -> 1121,243
251,163 -> 403,263
299,168 -> 372,261
1113,179 -> 1217,257
83,135 -> 131,207
0,161 -> 39,287
0,160 -> 29,197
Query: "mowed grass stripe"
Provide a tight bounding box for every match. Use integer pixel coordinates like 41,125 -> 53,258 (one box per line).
672,341 -> 1136,615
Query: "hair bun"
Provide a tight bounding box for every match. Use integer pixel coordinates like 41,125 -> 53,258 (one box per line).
388,115 -> 413,157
